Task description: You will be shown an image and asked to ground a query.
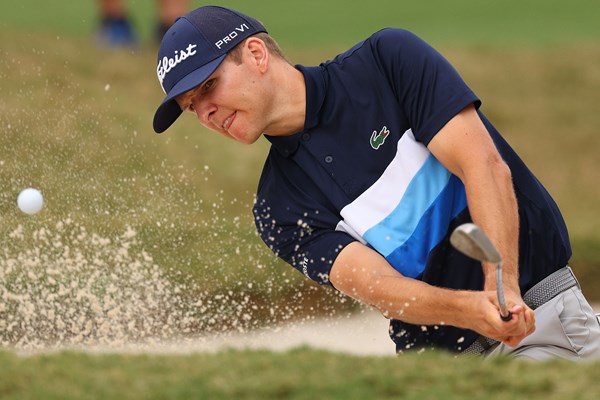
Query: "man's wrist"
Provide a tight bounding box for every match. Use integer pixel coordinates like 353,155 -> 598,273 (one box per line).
482,262 -> 521,294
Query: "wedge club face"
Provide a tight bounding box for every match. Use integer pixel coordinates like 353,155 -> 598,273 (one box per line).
450,223 -> 512,321
450,223 -> 502,264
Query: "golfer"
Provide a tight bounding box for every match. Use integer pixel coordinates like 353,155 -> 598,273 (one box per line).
152,6 -> 600,359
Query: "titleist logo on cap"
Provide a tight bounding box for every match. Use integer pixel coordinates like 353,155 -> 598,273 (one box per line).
156,43 -> 198,92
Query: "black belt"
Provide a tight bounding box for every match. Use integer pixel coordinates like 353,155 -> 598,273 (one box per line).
462,266 -> 579,355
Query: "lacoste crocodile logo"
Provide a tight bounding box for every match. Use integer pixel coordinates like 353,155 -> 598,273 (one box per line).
370,126 -> 390,150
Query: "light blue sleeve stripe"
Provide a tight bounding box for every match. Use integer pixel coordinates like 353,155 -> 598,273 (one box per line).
363,154 -> 450,257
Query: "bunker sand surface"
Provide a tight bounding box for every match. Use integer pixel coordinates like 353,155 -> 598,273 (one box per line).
17,308 -> 394,357
17,304 -> 600,357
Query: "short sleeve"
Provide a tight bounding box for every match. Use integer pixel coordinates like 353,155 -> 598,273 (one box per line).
372,29 -> 481,145
253,152 -> 355,286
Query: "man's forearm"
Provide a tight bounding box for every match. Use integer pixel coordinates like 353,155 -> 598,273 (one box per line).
462,156 -> 521,294
427,106 -> 522,295
331,242 -> 482,328
330,241 -> 532,343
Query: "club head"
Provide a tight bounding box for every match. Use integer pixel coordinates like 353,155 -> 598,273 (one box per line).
450,223 -> 502,264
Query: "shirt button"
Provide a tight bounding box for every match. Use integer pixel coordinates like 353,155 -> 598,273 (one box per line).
302,133 -> 311,141
324,155 -> 333,163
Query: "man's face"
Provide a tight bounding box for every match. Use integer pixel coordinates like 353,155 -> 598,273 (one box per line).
175,50 -> 269,145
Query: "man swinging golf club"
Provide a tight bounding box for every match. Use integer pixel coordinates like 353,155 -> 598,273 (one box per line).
152,5 -> 600,359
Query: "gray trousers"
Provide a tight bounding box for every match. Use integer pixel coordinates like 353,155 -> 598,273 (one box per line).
487,286 -> 600,361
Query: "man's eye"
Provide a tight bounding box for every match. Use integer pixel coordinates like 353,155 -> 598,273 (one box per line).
203,79 -> 215,92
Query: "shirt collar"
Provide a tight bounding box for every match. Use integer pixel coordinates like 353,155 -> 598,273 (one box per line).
265,65 -> 327,157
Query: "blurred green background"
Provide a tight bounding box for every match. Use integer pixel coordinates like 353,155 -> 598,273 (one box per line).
3,0 -> 600,47
1,0 -> 599,345
2,1 -> 600,398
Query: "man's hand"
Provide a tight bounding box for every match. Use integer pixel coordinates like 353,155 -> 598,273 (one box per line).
469,290 -> 535,347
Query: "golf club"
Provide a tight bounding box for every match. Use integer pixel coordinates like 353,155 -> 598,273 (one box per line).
450,223 -> 513,321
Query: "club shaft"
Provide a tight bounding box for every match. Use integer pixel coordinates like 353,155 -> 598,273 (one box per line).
450,223 -> 512,321
496,261 -> 510,318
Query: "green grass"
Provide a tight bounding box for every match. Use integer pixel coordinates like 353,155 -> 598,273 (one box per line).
1,3 -> 600,396
2,349 -> 600,400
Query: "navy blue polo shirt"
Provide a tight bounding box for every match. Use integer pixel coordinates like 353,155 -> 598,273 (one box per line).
253,28 -> 571,353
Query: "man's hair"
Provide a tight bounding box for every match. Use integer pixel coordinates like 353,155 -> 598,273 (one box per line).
228,32 -> 289,64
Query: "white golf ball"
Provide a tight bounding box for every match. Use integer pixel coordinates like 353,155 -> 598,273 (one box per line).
17,188 -> 44,215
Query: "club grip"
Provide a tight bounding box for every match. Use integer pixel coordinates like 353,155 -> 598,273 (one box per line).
501,311 -> 513,322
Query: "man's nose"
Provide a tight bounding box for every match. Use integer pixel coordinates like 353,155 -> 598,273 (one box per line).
192,99 -> 216,125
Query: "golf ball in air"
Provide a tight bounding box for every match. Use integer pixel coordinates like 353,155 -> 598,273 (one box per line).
17,188 -> 44,215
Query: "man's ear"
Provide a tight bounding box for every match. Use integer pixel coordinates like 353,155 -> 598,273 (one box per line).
245,37 -> 269,72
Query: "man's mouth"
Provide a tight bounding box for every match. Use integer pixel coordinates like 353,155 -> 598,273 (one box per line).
222,112 -> 236,131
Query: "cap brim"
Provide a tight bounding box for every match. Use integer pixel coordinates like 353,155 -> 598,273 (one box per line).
153,55 -> 227,133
